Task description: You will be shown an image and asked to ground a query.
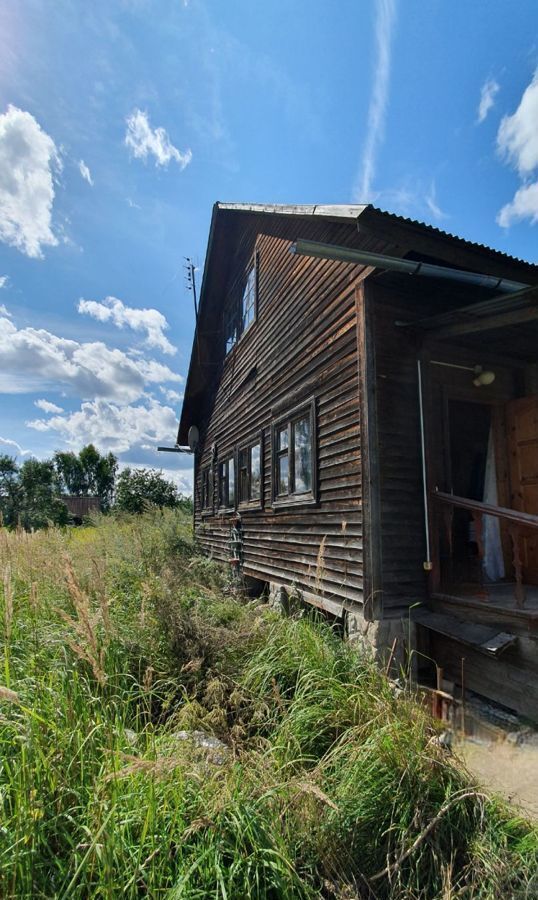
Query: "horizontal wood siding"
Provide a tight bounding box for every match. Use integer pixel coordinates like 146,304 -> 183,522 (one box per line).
192,217 -> 386,607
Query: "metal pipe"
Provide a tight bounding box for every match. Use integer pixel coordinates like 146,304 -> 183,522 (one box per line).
157,446 -> 193,453
417,359 -> 432,571
290,239 -> 528,294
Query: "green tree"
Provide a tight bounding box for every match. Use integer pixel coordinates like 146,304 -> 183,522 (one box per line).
54,444 -> 117,512
18,459 -> 70,530
0,455 -> 22,527
115,467 -> 185,514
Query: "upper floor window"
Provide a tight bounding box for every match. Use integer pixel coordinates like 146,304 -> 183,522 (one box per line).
224,256 -> 257,355
272,399 -> 317,507
238,436 -> 263,507
218,457 -> 235,511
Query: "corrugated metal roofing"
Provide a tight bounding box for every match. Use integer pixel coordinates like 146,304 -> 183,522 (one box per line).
215,202 -> 537,268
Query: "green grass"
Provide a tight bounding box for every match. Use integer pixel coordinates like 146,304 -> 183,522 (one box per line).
0,509 -> 536,898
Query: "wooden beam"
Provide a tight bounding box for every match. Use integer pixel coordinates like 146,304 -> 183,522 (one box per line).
432,303 -> 538,338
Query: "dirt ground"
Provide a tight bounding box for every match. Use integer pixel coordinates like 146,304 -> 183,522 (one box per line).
457,739 -> 538,820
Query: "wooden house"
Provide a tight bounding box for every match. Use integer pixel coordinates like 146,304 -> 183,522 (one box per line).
178,203 -> 538,721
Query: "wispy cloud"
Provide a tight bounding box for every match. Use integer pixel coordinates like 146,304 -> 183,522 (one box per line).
78,159 -> 94,186
477,77 -> 500,123
0,276 -> 8,290
35,398 -> 64,414
0,105 -> 60,258
425,181 -> 448,221
125,109 -> 192,169
355,0 -> 397,201
77,295 -> 177,355
496,70 -> 538,227
0,436 -> 31,458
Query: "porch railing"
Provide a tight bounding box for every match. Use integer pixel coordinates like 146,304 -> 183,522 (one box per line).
431,490 -> 538,609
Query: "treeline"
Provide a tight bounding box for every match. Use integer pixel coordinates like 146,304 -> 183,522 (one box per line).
0,444 -> 192,529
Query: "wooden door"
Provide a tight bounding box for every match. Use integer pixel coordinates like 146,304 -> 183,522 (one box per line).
507,395 -> 538,584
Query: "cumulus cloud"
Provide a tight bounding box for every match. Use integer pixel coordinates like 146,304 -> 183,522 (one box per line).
34,398 -> 64,414
160,386 -> 183,403
477,78 -> 500,123
77,295 -> 177,355
27,397 -> 179,455
496,71 -> 538,227
78,159 -> 93,186
355,0 -> 397,201
497,182 -> 538,228
0,312 -> 182,402
125,109 -> 192,169
0,105 -> 60,257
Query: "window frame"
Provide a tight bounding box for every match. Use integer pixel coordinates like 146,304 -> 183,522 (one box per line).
237,432 -> 264,510
223,252 -> 258,357
271,398 -> 317,509
217,455 -> 236,514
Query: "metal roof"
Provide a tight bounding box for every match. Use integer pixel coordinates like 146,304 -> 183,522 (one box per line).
215,202 -> 538,268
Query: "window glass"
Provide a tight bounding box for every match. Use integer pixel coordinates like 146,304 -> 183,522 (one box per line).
294,417 -> 312,493
239,448 -> 249,503
228,459 -> 235,507
251,444 -> 261,499
278,427 -> 288,451
242,266 -> 256,330
278,454 -> 289,495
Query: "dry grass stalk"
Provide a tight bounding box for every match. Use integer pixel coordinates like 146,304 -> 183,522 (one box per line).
106,752 -> 189,782
58,557 -> 108,686
0,685 -> 20,704
3,564 -> 14,645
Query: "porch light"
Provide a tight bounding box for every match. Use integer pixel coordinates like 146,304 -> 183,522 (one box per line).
473,366 -> 496,387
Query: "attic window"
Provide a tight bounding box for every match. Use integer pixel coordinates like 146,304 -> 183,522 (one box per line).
224,256 -> 257,355
272,399 -> 317,508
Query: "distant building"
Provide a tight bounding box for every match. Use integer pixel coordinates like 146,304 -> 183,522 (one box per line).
61,495 -> 101,524
179,202 -> 538,721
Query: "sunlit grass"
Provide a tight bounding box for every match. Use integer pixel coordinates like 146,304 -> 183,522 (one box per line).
0,509 -> 536,898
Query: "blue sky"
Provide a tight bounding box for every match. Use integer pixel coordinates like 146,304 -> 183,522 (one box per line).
1,0 -> 538,494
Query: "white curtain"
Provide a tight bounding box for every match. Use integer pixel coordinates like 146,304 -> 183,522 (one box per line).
483,425 -> 505,582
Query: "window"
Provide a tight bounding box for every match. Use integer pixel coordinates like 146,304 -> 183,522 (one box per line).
272,400 -> 316,506
218,457 -> 236,511
238,436 -> 263,507
201,467 -> 212,511
224,256 -> 257,355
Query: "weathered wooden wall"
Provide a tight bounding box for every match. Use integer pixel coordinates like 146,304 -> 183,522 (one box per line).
192,215 -> 386,609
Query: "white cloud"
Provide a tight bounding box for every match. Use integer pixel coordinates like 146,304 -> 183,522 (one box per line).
497,181 -> 538,228
355,0 -> 397,201
497,71 -> 538,177
77,295 -> 177,355
27,397 -> 179,455
424,181 -> 448,221
0,276 -> 8,289
78,159 -> 93,186
125,109 -> 192,169
496,71 -> 538,226
0,436 -> 31,458
160,386 -> 183,403
0,312 -> 182,402
0,303 -> 10,317
477,78 -> 500,123
0,105 -> 60,258
34,398 -> 64,414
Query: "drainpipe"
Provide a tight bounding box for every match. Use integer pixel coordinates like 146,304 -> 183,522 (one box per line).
290,239 -> 529,294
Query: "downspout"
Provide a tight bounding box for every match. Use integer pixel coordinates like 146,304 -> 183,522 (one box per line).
417,359 -> 432,572
290,239 -> 529,294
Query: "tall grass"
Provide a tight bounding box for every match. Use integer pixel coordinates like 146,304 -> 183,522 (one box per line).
0,509 -> 536,898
